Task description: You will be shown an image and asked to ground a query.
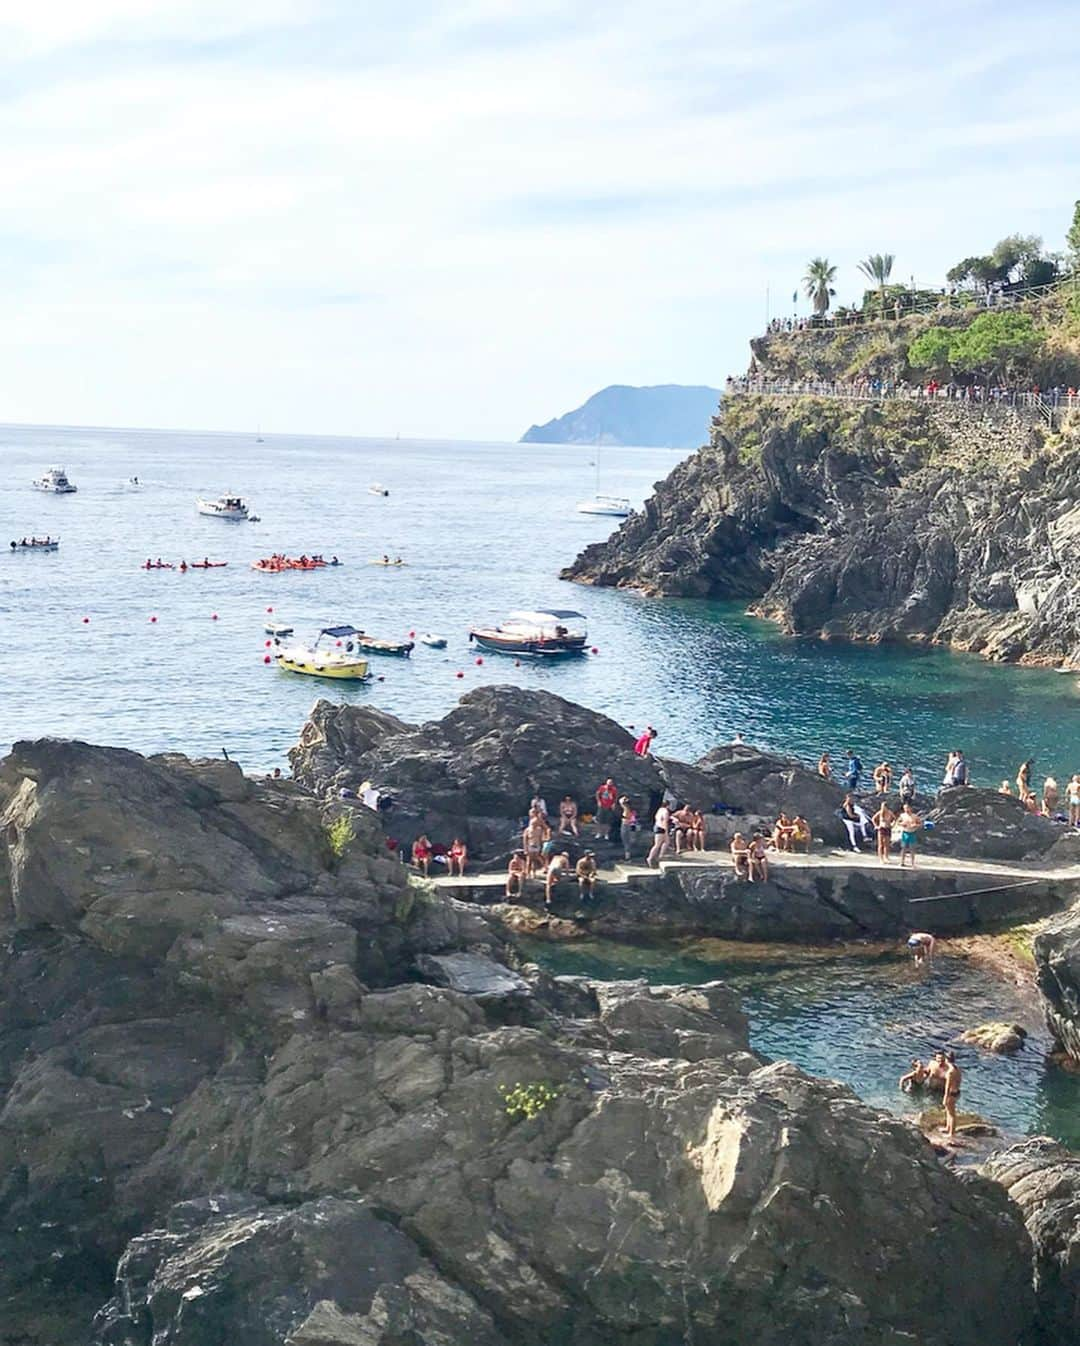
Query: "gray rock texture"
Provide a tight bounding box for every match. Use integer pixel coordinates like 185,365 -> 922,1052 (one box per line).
0,733 -> 1044,1345
983,1137 -> 1080,1341
562,394 -> 1080,667
1035,902 -> 1080,1061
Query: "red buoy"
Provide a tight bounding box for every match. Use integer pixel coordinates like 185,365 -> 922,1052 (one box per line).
150,615 -> 158,623
265,639 -> 272,648
266,606 -> 273,614
263,654 -> 271,664
212,613 -> 219,621
475,656 -> 483,665
82,616 -> 90,624
591,646 -> 599,654
409,630 -> 416,638
456,670 -> 464,678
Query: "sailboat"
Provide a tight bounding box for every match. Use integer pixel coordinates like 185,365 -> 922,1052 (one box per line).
576,451 -> 631,517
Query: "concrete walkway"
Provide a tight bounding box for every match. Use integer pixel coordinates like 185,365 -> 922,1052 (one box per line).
432,845 -> 1080,897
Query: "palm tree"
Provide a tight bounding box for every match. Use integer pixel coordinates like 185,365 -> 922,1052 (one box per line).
803,258 -> 837,315
857,253 -> 895,315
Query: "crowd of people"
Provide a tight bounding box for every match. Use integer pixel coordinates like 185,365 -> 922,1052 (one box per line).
725,373 -> 1078,411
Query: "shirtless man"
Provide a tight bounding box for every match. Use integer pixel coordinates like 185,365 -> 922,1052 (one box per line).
647,802 -> 671,868
872,801 -> 896,863
791,815 -> 811,853
689,808 -> 706,851
575,851 -> 597,899
505,850 -> 527,899
896,803 -> 921,868
873,761 -> 892,794
772,813 -> 795,852
817,751 -> 831,781
941,1051 -> 962,1139
730,833 -> 750,880
671,804 -> 695,853
907,931 -> 935,964
545,851 -> 571,907
557,795 -> 579,837
522,810 -> 546,878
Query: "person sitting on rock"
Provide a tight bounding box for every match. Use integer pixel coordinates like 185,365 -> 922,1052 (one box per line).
545,851 -> 571,907
633,726 -> 656,758
671,803 -> 695,853
522,810 -> 546,877
575,851 -> 597,899
411,834 -> 433,877
899,1058 -> 929,1092
1042,775 -> 1060,816
771,813 -> 795,852
998,780 -> 1013,796
873,761 -> 892,794
907,931 -> 935,964
791,815 -> 811,853
839,794 -> 871,852
558,795 -> 579,837
1021,789 -> 1040,815
505,850 -> 526,899
872,801 -> 896,863
748,831 -> 769,882
729,833 -> 750,879
689,807 -> 706,851
447,837 -> 467,877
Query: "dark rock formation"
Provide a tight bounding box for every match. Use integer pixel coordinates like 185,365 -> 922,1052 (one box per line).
924,786 -> 1061,861
289,687 -> 716,855
520,382 -> 719,448
0,734 -> 1043,1345
563,395 -> 1080,667
1035,902 -> 1080,1061
983,1137 -> 1080,1341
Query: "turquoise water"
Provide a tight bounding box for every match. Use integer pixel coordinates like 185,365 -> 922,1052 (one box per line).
4,422 -> 1080,784
525,937 -> 1080,1148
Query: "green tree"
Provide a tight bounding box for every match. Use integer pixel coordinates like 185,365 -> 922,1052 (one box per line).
1068,200 -> 1080,265
803,258 -> 837,315
857,253 -> 895,315
950,311 -> 1042,384
947,255 -> 998,291
907,327 -> 955,380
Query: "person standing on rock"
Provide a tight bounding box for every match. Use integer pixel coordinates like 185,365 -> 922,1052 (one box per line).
818,751 -> 831,781
1016,759 -> 1034,799
522,810 -> 546,877
618,795 -> 637,859
897,803 -> 922,868
647,801 -> 671,868
748,831 -> 769,882
942,1051 -> 962,1139
873,761 -> 892,794
844,749 -> 862,793
594,778 -> 618,840
898,766 -> 916,806
1042,775 -> 1060,816
872,801 -> 896,862
729,832 -> 750,879
941,751 -> 958,790
952,751 -> 968,786
1067,774 -> 1080,827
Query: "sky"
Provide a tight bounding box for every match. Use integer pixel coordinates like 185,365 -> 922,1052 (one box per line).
0,0 -> 1078,441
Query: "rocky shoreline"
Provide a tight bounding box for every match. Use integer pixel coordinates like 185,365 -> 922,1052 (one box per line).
3,705 -> 1080,1342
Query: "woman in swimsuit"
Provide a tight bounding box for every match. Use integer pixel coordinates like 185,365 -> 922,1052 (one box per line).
817,752 -> 831,781
1016,759 -> 1033,797
1068,774 -> 1080,827
447,837 -> 468,877
618,795 -> 637,860
748,832 -> 769,882
689,808 -> 706,851
791,815 -> 811,853
411,834 -> 433,877
942,1052 -> 962,1139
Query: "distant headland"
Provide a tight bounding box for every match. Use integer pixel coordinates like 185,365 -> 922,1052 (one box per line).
520,383 -> 721,448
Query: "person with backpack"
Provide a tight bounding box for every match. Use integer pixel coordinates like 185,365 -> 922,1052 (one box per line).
844,749 -> 862,793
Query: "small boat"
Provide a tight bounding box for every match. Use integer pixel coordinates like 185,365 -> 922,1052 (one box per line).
352,632 -> 414,657
9,537 -> 59,551
33,467 -> 77,494
369,484 -> 389,497
141,560 -> 175,570
369,557 -> 405,567
276,626 -> 371,681
419,633 -> 447,648
197,495 -> 250,520
576,494 -> 632,517
265,622 -> 294,637
468,609 -> 588,658
252,555 -> 331,572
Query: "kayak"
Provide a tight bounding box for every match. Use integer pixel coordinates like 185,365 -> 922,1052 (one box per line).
189,561 -> 228,569
369,559 -> 406,567
142,562 -> 175,570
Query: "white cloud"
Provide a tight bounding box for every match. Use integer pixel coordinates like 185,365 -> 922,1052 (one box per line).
0,0 -> 1077,437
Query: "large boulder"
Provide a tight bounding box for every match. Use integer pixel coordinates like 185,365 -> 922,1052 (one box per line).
983,1137 -> 1080,1341
1035,902 -> 1080,1060
695,743 -> 846,843
923,786 -> 1061,860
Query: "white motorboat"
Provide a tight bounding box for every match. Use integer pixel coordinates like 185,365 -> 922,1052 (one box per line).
419,633 -> 447,648
576,494 -> 632,517
32,467 -> 77,494
9,536 -> 60,551
469,609 -> 588,658
369,483 -> 389,497
197,495 -> 250,520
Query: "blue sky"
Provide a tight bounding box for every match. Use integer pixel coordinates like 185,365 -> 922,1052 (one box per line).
1,0 -> 1078,439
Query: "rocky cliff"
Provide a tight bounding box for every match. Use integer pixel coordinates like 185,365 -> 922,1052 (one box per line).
563,377 -> 1080,667
0,734 -> 1047,1345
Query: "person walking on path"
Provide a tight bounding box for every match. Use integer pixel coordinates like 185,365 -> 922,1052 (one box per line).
647,801 -> 671,868
618,795 -> 637,860
897,802 -> 922,868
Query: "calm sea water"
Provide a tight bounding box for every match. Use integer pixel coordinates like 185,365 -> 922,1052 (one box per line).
526,937 -> 1080,1148
3,422 -> 1080,785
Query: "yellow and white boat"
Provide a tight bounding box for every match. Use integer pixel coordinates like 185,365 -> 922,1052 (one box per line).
276,625 -> 371,681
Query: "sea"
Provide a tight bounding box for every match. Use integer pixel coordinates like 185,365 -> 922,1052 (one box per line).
5,420 -> 1080,1145
3,421 -> 1080,786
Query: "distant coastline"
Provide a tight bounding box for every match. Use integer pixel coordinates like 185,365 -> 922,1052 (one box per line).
521,383 -> 720,448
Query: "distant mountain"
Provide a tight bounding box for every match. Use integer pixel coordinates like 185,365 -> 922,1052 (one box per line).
520,384 -> 721,448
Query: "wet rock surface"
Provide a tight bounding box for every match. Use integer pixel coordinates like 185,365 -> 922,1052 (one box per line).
0,734 -> 1047,1344
1035,903 -> 1080,1061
